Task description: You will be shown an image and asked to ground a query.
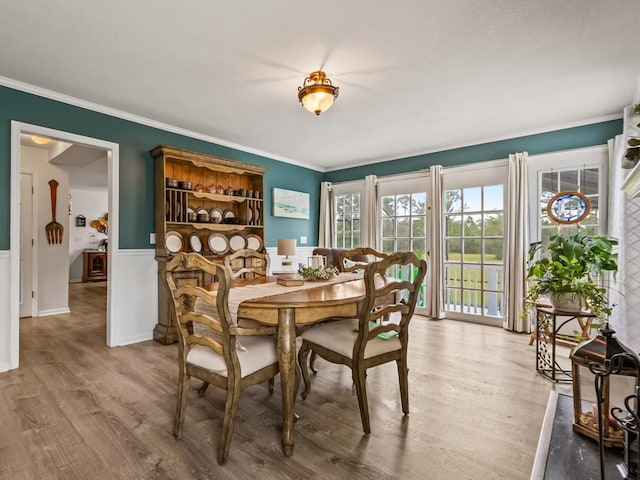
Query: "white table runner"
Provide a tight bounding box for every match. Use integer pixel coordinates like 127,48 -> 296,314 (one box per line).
195,272 -> 363,323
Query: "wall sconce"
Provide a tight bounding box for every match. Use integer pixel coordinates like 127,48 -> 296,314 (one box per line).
277,238 -> 296,266
297,70 -> 339,116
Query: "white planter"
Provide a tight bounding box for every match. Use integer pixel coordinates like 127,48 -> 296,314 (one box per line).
550,292 -> 584,313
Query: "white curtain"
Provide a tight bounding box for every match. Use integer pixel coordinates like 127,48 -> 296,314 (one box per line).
504,152 -> 529,332
364,175 -> 378,248
318,181 -> 332,247
607,136 -> 627,339
429,165 -> 445,319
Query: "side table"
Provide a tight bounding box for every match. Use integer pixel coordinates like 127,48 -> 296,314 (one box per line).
535,306 -> 597,383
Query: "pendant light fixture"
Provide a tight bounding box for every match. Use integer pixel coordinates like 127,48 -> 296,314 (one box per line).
297,70 -> 339,116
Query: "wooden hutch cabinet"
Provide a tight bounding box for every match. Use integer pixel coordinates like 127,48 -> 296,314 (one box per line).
152,145 -> 266,344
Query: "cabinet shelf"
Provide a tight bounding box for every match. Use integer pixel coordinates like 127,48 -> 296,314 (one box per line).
166,188 -> 263,203
166,222 -> 263,231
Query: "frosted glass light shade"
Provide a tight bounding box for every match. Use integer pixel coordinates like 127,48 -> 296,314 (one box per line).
298,71 -> 339,116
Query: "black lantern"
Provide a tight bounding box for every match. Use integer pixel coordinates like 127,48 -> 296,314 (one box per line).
570,324 -> 640,478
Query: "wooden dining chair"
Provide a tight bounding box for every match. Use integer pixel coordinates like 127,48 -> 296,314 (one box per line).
224,248 -> 270,279
298,251 -> 427,434
166,252 -> 279,465
307,247 -> 390,373
338,247 -> 388,272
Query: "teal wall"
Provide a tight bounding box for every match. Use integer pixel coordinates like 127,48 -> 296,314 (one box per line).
0,85 -> 322,250
323,119 -> 623,183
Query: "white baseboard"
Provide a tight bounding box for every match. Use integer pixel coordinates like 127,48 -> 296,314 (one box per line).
37,307 -> 71,317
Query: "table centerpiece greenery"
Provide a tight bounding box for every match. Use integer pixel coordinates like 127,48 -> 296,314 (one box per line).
298,264 -> 339,281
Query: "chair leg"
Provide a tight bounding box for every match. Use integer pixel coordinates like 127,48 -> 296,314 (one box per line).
353,365 -> 371,434
297,340 -> 312,400
197,381 -> 209,397
310,351 -> 318,375
397,358 -> 409,415
174,373 -> 190,440
218,386 -> 241,465
268,377 -> 274,394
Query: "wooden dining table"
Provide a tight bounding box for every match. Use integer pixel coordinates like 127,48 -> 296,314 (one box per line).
230,275 -> 369,457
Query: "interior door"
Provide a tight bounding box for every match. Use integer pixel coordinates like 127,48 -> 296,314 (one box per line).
20,172 -> 34,318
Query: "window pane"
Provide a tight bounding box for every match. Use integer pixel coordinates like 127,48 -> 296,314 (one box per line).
463,264 -> 482,285
484,292 -> 503,317
397,238 -> 410,252
352,194 -> 360,214
353,218 -> 360,231
541,172 -> 556,200
484,185 -> 503,211
381,196 -> 395,216
412,217 -> 426,237
581,168 -> 599,196
381,218 -> 394,237
396,195 -> 410,216
397,217 -> 410,237
483,213 -> 503,236
445,215 -> 462,236
353,232 -> 360,247
336,218 -> 344,232
463,215 -> 482,237
560,170 -> 578,192
444,266 -> 460,287
382,239 -> 395,254
412,192 -> 427,214
445,190 -> 462,213
336,233 -> 344,247
484,239 -> 503,263
445,239 -> 461,261
412,239 -> 426,258
463,239 -> 481,262
463,187 -> 482,212
483,265 -> 503,291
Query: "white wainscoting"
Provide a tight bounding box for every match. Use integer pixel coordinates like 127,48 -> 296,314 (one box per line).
265,246 -> 317,273
107,249 -> 157,347
0,251 -> 12,372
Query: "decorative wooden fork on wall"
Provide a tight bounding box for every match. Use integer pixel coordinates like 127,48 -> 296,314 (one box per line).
45,179 -> 64,244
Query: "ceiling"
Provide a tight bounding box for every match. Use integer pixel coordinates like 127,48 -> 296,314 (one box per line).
2,1 -> 640,172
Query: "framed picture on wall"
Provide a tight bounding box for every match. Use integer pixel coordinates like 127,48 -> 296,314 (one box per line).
273,188 -> 310,219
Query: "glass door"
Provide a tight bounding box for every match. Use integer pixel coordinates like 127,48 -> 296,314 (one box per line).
378,174 -> 430,316
442,162 -> 507,326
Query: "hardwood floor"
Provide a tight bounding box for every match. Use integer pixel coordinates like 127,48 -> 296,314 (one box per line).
0,282 -> 556,479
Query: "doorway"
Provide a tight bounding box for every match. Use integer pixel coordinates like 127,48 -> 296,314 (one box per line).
9,121 -> 120,370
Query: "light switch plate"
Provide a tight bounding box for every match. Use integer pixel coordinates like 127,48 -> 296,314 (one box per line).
150,233 -> 156,244
300,236 -> 307,244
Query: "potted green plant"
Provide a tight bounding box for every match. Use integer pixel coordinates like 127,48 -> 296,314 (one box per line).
523,230 -> 618,321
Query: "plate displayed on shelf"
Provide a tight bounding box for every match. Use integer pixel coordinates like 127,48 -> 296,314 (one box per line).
165,231 -> 183,254
195,206 -> 208,216
229,234 -> 247,252
208,233 -> 229,255
223,208 -> 235,220
247,206 -> 253,224
255,206 -> 261,225
209,207 -> 223,224
186,207 -> 195,215
189,233 -> 203,253
246,234 -> 263,252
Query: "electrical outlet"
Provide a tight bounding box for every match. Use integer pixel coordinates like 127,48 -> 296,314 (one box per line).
300,236 -> 307,245
150,233 -> 156,244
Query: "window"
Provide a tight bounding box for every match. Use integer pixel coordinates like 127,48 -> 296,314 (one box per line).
528,146 -> 608,244
335,192 -> 361,248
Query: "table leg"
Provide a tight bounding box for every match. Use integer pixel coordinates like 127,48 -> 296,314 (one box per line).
278,307 -> 296,457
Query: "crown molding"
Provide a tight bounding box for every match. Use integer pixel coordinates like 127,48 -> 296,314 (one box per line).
326,113 -> 623,172
0,75 -> 324,172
